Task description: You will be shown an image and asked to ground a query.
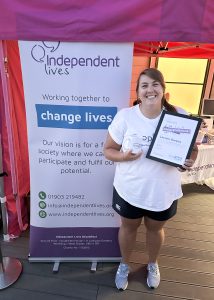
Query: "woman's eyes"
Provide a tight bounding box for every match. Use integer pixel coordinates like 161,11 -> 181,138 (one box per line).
141,83 -> 160,88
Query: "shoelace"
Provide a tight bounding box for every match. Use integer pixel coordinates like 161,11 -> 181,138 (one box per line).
148,265 -> 159,275
117,265 -> 129,277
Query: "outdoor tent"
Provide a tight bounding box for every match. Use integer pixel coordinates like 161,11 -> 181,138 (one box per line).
1,0 -> 214,44
0,0 -> 214,237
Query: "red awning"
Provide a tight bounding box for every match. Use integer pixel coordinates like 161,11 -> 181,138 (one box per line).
134,42 -> 214,59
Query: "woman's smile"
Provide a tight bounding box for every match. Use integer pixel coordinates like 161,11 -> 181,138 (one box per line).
146,95 -> 157,100
138,75 -> 164,106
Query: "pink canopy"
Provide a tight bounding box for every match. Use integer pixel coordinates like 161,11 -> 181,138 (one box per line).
0,0 -> 214,44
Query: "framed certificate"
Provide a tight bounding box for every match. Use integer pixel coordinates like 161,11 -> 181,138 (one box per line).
146,111 -> 202,167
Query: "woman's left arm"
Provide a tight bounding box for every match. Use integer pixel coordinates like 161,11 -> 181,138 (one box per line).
177,143 -> 198,172
189,143 -> 198,161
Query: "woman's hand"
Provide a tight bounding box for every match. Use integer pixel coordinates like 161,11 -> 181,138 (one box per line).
177,158 -> 195,172
103,133 -> 143,162
122,150 -> 143,162
200,120 -> 208,129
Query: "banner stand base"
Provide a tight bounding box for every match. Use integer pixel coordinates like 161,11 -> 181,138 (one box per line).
29,256 -> 121,274
53,261 -> 97,273
53,261 -> 60,273
28,257 -> 121,263
90,261 -> 97,272
51,260 -> 98,273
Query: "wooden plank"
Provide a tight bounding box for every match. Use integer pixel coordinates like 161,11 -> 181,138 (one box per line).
178,204 -> 214,212
138,221 -> 214,234
164,222 -> 213,233
21,260 -> 116,287
172,215 -> 214,226
129,262 -> 214,288
135,241 -> 214,261
0,288 -> 76,300
137,227 -> 214,242
98,279 -> 214,300
1,243 -> 29,259
12,273 -> 98,299
177,208 -> 214,218
164,236 -> 214,251
130,251 -> 214,274
97,285 -> 186,300
182,183 -> 214,195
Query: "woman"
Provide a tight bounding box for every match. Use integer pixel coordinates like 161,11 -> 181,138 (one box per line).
103,68 -> 198,291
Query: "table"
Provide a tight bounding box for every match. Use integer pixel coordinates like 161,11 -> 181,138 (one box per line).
181,144 -> 214,189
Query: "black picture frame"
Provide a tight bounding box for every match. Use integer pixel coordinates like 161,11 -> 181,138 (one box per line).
146,110 -> 202,167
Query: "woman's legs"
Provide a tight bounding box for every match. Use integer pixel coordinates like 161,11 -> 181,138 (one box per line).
144,217 -> 167,263
115,216 -> 142,290
119,216 -> 142,263
144,217 -> 167,288
116,215 -> 168,290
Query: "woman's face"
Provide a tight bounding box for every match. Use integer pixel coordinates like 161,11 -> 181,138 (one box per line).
137,74 -> 164,108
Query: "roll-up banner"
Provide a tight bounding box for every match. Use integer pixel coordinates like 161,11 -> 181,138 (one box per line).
19,41 -> 133,260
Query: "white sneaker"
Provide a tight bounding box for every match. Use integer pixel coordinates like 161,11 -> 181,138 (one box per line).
115,263 -> 129,291
147,263 -> 160,289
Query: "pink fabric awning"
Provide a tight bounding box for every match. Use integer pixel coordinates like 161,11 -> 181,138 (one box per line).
0,0 -> 214,44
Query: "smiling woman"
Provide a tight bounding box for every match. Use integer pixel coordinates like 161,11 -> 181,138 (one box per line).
103,67 -> 198,291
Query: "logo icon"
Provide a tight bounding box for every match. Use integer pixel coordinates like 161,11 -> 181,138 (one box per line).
38,191 -> 46,200
31,41 -> 60,63
39,210 -> 47,218
116,204 -> 121,211
39,201 -> 47,209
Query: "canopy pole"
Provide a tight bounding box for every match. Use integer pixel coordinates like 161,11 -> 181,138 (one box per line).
0,135 -> 22,289
0,40 -> 24,232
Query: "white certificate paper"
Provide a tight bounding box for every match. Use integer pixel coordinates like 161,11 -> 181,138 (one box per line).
146,111 -> 202,167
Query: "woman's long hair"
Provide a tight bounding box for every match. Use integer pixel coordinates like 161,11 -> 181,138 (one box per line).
135,68 -> 177,112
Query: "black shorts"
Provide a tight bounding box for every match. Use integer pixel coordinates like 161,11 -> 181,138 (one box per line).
112,187 -> 177,221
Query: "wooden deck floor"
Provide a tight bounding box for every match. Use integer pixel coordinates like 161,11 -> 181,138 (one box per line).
1,183 -> 214,300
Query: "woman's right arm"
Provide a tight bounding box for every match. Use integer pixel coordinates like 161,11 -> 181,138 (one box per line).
103,133 -> 142,162
103,133 -> 124,162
